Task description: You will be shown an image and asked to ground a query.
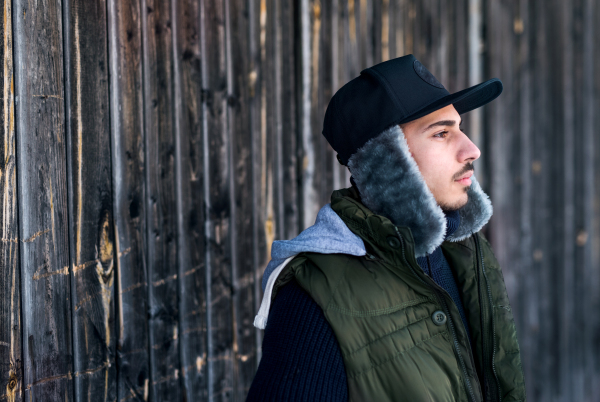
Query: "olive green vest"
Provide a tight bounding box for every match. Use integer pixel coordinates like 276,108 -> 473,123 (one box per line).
273,188 -> 526,402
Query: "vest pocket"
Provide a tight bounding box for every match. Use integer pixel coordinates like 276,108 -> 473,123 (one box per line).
338,302 -> 451,379
348,326 -> 466,402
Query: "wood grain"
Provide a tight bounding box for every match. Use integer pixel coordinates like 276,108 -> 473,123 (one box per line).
201,0 -> 234,399
106,0 -> 150,399
224,0 -> 258,398
141,0 -> 182,399
13,0 -> 74,399
63,0 -> 117,400
248,0 -> 268,361
172,0 -> 208,399
0,0 -> 22,399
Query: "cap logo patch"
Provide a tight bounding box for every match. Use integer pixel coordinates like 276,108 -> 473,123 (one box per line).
413,60 -> 445,89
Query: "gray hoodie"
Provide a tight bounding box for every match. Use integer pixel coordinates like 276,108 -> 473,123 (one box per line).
254,203 -> 366,329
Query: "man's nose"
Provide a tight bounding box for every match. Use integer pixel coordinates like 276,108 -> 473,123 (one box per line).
458,132 -> 481,162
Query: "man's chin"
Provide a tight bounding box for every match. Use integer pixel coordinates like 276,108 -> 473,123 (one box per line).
439,193 -> 469,213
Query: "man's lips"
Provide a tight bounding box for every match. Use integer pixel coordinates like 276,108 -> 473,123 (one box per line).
455,171 -> 473,185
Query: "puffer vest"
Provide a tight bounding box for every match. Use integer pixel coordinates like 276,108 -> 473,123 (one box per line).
272,187 -> 526,402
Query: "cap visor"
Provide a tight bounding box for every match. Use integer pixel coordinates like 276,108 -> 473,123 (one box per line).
399,78 -> 503,124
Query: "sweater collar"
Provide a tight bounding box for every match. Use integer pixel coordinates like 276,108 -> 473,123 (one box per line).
346,124 -> 493,257
445,210 -> 461,239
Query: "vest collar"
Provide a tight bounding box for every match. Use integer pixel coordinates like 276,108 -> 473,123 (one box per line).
346,124 -> 493,257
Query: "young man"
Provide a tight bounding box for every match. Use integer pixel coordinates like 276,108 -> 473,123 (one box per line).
248,54 -> 526,402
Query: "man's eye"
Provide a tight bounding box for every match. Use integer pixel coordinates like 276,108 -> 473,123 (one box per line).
433,131 -> 448,138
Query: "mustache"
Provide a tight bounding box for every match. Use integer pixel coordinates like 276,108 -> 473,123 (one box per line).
452,162 -> 475,181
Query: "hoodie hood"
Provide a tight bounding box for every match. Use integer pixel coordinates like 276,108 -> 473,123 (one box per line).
348,124 -> 493,257
261,203 -> 366,291
254,204 -> 366,329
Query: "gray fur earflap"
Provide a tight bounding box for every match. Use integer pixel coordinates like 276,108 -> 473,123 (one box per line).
347,124 -> 492,257
348,124 -> 446,257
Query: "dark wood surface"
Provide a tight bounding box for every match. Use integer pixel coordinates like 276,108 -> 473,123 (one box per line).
226,0 -> 258,398
13,0 -> 74,400
172,0 -> 208,399
106,0 -> 150,399
3,1 -> 600,401
141,0 -> 182,399
63,0 -> 117,400
201,0 -> 234,400
0,0 -> 22,399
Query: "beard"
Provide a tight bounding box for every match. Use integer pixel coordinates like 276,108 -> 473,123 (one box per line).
439,188 -> 469,212
440,162 -> 474,212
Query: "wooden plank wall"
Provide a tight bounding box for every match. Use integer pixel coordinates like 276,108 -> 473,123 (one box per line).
485,1 -> 600,401
0,0 -> 21,400
0,0 -> 598,401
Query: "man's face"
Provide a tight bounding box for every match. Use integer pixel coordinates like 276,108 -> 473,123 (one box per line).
400,104 -> 480,211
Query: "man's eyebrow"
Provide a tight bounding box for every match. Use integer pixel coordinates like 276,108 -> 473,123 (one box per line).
421,119 -> 462,133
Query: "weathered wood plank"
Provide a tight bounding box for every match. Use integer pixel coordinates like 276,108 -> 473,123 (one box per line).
336,0 -> 354,188
140,0 -> 182,399
13,0 -> 74,399
569,0 -> 595,399
62,0 -> 117,400
590,4 -> 600,400
280,0 -> 299,239
248,0 -> 267,361
467,0 -> 484,186
298,0 -> 318,229
528,2 -> 554,399
106,0 -> 150,399
225,0 -> 258,398
316,0 -> 334,205
514,0 -> 535,396
265,0 -> 283,239
329,0 -> 349,191
591,2 -> 600,398
200,0 -> 234,399
484,0 -> 519,299
0,0 -> 22,399
172,0 -> 208,398
557,0 -> 576,399
358,0 -> 373,69
264,0 -> 301,240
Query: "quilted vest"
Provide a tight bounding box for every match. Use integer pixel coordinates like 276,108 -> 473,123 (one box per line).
272,188 -> 526,402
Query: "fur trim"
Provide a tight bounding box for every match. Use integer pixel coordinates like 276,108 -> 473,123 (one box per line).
347,124 -> 492,257
446,175 -> 493,242
348,124 -> 446,256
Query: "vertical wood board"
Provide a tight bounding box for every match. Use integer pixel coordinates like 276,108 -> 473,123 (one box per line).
141,0 -> 182,398
13,0 -> 74,399
173,0 -> 208,398
225,0 -> 258,398
62,0 -> 117,400
0,0 -> 22,398
201,0 -> 234,399
106,0 -> 150,399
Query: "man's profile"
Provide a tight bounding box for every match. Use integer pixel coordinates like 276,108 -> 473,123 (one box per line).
248,54 -> 526,402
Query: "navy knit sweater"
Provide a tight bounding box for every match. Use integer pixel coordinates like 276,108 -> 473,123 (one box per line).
247,280 -> 348,401
416,209 -> 471,341
247,211 -> 470,401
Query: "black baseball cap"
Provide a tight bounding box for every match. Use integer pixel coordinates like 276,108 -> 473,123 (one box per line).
323,54 -> 503,165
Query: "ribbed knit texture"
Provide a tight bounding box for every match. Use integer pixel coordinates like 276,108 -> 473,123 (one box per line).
247,280 -> 348,401
416,209 -> 472,341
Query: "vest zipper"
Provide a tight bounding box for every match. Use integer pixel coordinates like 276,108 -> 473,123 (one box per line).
395,227 -> 478,402
473,234 -> 502,402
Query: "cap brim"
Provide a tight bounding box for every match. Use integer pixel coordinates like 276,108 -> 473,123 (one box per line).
398,78 -> 503,124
